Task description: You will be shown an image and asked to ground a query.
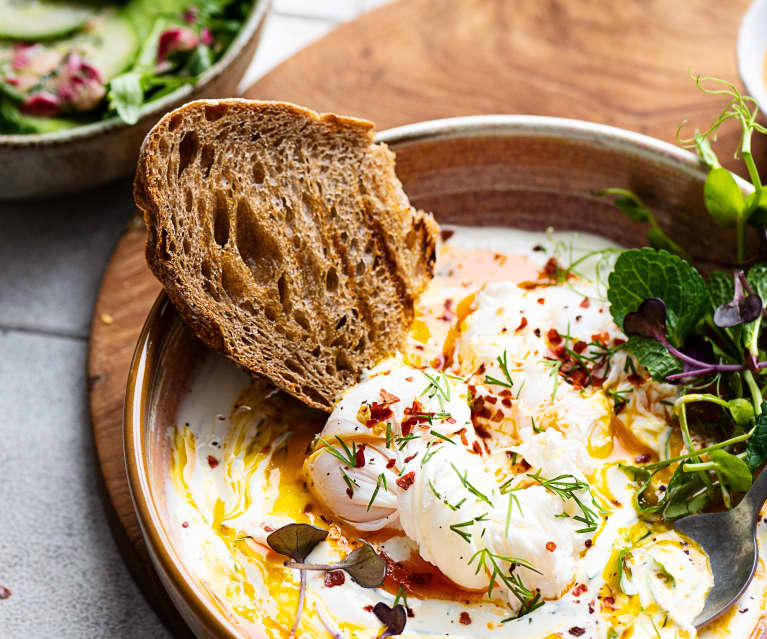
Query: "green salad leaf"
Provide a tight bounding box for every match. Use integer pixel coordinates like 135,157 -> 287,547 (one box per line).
607,248 -> 708,345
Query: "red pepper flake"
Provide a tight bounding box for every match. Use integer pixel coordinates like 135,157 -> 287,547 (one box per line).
324,570 -> 346,588
591,332 -> 610,346
584,539 -> 593,548
379,389 -> 400,405
547,328 -> 562,345
579,298 -> 590,308
515,316 -> 528,332
355,443 -> 367,468
364,605 -> 374,613
545,541 -> 557,552
407,607 -> 415,618
474,423 -> 492,439
573,583 -> 588,596
603,596 -> 615,606
0,585 -> 10,600
491,409 -> 504,422
501,397 -> 512,408
405,376 -> 414,382
569,627 -> 586,636
404,452 -> 418,463
573,340 -> 588,354
472,441 -> 483,455
485,395 -> 498,405
543,257 -> 559,276
612,337 -> 626,346
478,407 -> 493,419
396,472 -> 416,491
207,455 -> 219,468
499,389 -> 512,397
476,363 -> 486,375
635,453 -> 651,464
553,345 -> 567,359
459,612 -> 472,625
440,229 -> 455,242
627,373 -> 644,386
455,428 -> 469,446
534,328 -> 542,337
367,402 -> 393,427
264,525 -> 274,532
346,486 -> 354,498
537,297 -> 545,305
182,521 -> 189,528
588,603 -> 595,614
386,458 -> 396,469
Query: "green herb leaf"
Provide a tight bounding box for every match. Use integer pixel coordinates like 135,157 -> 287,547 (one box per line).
746,403 -> 767,471
746,190 -> 767,226
707,270 -> 735,310
704,168 -> 744,228
625,336 -> 682,382
339,542 -> 387,588
597,188 -> 651,223
108,72 -> 144,126
266,523 -> 328,562
607,248 -> 708,345
709,449 -> 752,492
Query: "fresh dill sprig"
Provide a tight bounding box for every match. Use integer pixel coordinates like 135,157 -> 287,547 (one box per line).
527,470 -> 602,533
468,548 -> 540,603
319,435 -> 358,467
429,429 -> 457,444
367,473 -> 388,511
485,350 -> 514,389
451,463 -> 493,506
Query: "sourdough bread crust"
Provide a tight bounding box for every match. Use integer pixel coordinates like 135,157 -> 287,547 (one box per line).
134,99 -> 438,411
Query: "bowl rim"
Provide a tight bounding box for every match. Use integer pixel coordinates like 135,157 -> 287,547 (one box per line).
0,0 -> 269,147
124,114 -> 730,639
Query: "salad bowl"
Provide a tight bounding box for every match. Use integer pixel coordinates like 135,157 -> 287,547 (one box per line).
0,0 -> 269,200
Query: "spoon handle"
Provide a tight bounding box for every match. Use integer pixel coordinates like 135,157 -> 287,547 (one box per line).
742,463 -> 767,521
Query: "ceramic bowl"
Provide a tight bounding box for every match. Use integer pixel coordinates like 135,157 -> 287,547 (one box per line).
738,0 -> 767,114
0,0 -> 269,200
124,115 -> 747,638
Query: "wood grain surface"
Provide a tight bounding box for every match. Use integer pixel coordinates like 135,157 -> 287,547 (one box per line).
88,0 -> 757,633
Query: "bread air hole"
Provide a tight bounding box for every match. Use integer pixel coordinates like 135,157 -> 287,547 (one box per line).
200,144 -> 215,178
294,309 -> 310,331
325,267 -> 338,293
235,199 -> 281,285
277,274 -> 290,311
335,350 -> 351,371
177,130 -> 198,176
204,103 -> 228,121
252,160 -> 265,185
212,190 -> 230,247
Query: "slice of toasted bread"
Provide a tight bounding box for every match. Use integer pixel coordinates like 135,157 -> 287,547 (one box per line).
134,99 -> 438,411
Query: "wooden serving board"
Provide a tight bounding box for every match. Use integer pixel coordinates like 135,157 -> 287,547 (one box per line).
88,0 -> 758,633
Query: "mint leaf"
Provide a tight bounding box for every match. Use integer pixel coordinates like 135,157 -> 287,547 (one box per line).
627,336 -> 682,382
746,403 -> 767,471
747,263 -> 767,301
710,449 -> 752,492
707,270 -> 735,310
704,168 -> 744,228
608,248 -> 708,345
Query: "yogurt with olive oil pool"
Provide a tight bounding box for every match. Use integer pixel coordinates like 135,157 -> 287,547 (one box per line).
166,226 -> 767,639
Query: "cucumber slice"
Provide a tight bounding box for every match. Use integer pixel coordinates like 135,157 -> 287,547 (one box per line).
0,0 -> 97,40
61,8 -> 138,79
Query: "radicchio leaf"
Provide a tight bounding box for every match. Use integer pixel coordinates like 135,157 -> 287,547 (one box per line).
622,298 -> 668,341
266,523 -> 328,562
713,271 -> 763,328
373,602 -> 407,638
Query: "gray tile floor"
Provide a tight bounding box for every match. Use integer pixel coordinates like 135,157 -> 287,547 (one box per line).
0,2 -> 387,636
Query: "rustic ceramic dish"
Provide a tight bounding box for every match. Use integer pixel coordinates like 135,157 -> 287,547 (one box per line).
0,0 -> 269,201
124,115 -> 751,638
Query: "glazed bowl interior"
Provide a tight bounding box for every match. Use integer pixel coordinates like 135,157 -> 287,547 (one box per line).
125,115 -> 744,638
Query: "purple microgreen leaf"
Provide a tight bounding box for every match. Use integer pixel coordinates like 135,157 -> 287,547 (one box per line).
339,542 -> 386,588
713,271 -> 763,327
623,298 -> 668,341
266,523 -> 328,563
373,602 -> 407,638
680,335 -> 714,374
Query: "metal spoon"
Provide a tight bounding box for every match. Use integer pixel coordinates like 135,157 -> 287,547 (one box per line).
674,466 -> 767,626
